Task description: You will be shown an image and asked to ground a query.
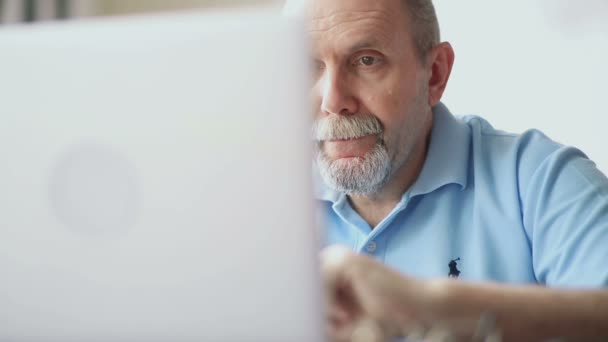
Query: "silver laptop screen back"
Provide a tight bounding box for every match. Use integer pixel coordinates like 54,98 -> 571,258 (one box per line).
0,9 -> 322,342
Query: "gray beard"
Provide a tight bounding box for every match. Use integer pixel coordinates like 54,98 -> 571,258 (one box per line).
316,140 -> 392,196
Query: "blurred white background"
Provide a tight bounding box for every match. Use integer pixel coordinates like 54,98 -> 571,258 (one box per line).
0,0 -> 278,23
435,0 -> 608,172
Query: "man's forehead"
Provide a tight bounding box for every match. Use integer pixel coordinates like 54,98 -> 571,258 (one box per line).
309,22 -> 395,55
308,10 -> 396,34
284,0 -> 412,57
287,0 -> 404,51
284,0 -> 404,21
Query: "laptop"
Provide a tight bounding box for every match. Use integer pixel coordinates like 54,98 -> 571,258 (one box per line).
0,8 -> 322,342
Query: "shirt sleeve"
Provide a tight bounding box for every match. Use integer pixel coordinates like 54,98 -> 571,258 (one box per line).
520,135 -> 608,288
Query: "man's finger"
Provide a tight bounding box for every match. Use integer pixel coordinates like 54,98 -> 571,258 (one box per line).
320,245 -> 354,304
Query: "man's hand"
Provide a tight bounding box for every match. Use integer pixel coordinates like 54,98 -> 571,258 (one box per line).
320,245 -> 608,342
320,245 -> 438,341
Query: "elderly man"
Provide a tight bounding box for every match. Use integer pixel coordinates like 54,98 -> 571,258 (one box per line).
288,0 -> 608,340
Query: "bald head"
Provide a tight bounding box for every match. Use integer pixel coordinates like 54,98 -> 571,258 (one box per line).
284,0 -> 440,59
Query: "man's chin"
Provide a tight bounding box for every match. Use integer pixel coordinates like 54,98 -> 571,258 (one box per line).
315,141 -> 392,194
317,159 -> 390,195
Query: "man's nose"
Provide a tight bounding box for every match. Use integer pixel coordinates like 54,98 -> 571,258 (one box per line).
320,69 -> 358,116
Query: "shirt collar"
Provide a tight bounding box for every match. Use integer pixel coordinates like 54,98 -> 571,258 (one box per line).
407,102 -> 470,197
314,102 -> 470,202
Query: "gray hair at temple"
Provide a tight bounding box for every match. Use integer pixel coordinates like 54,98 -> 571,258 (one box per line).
283,0 -> 441,60
403,0 -> 441,59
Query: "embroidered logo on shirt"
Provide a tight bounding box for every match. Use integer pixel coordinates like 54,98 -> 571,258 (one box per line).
448,258 -> 461,278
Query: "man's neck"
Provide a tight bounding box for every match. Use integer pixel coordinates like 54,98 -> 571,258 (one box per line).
348,119 -> 432,229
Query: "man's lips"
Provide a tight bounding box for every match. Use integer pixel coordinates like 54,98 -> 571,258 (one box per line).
322,134 -> 378,159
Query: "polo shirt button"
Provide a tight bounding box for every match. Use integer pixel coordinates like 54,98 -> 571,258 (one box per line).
365,241 -> 377,253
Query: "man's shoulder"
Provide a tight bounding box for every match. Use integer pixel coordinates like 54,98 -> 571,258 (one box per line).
453,112 -> 606,202
456,114 -> 572,171
458,114 -> 557,148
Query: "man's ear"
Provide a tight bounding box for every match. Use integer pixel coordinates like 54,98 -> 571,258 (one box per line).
426,42 -> 455,107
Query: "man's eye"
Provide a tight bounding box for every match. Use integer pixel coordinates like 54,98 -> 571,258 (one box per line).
359,56 -> 377,66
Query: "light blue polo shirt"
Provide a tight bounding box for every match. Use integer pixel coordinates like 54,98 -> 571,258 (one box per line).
316,103 -> 608,288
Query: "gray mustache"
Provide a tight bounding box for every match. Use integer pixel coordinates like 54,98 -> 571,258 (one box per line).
312,115 -> 383,141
